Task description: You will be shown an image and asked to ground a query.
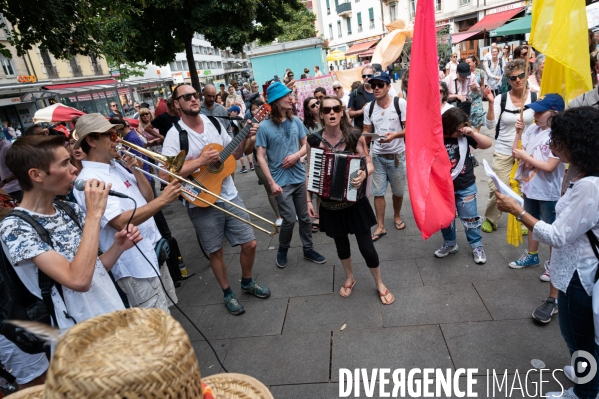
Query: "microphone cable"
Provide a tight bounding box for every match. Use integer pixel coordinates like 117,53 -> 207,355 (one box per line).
124,198 -> 228,372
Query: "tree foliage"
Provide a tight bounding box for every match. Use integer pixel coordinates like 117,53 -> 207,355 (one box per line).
105,55 -> 146,82
258,4 -> 317,46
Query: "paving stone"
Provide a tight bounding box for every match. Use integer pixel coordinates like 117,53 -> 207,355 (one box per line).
382,283 -> 491,327
198,297 -> 288,339
527,371 -> 575,397
269,383 -> 340,399
331,325 -> 453,382
441,319 -> 570,375
170,305 -> 205,342
176,274 -> 236,307
248,246 -> 301,273
474,279 -> 552,320
333,259 -> 423,293
283,291 -> 382,334
223,332 -> 330,385
192,338 -> 231,377
254,262 -> 334,299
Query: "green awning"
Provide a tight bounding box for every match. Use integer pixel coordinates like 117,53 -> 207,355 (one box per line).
490,14 -> 531,37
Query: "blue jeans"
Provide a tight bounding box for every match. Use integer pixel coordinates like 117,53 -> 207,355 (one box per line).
558,271 -> 599,399
441,183 -> 483,250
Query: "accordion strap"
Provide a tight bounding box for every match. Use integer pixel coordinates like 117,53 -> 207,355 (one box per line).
311,129 -> 346,151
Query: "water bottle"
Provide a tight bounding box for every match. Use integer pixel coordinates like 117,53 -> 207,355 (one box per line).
178,256 -> 188,278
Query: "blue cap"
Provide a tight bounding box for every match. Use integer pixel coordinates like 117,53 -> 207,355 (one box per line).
525,93 -> 565,112
266,81 -> 292,104
368,71 -> 391,85
227,105 -> 241,114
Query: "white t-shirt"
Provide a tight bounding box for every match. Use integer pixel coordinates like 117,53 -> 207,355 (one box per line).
441,102 -> 454,114
0,203 -> 124,329
486,91 -> 534,156
519,124 -> 565,201
445,61 -> 457,75
340,93 -> 350,107
363,96 -> 407,155
74,161 -> 161,281
162,115 -> 238,203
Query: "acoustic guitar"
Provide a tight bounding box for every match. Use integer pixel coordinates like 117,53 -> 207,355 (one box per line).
181,104 -> 271,207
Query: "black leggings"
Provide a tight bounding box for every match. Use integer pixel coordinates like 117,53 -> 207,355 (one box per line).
333,231 -> 379,268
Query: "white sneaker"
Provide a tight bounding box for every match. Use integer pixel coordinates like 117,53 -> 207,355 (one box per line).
540,260 -> 551,282
473,247 -> 487,264
434,244 -> 458,258
563,365 -> 575,383
275,217 -> 283,227
546,387 -> 579,398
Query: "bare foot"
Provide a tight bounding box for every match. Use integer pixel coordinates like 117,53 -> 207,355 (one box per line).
377,284 -> 395,305
339,278 -> 356,297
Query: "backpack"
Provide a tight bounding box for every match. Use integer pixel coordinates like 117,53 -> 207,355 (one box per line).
0,201 -> 81,354
368,97 -> 404,133
173,116 -> 221,156
487,58 -> 503,72
495,91 -> 538,140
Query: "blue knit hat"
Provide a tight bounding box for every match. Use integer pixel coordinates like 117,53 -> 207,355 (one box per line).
266,81 -> 292,104
227,105 -> 241,114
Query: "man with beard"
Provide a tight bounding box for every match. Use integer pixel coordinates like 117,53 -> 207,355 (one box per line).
200,84 -> 232,137
161,84 -> 270,316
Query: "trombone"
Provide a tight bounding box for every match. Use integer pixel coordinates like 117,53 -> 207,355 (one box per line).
116,140 -> 279,237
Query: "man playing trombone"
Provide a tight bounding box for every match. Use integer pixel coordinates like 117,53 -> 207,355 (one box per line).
162,83 -> 270,316
73,114 -> 182,313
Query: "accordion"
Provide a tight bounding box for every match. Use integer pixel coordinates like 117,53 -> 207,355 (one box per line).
307,148 -> 367,203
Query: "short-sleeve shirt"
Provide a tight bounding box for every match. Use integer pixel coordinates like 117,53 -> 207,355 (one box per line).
363,96 -> 407,155
151,113 -> 180,137
200,103 -> 232,137
0,203 -> 124,328
255,117 -> 307,187
444,136 -> 478,191
74,161 -> 161,281
0,140 -> 20,193
162,115 -> 238,203
445,62 -> 458,75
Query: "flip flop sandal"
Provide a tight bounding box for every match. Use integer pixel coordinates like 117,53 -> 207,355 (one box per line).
312,219 -> 319,232
395,221 -> 406,230
372,232 -> 387,242
340,281 -> 356,297
379,289 -> 395,305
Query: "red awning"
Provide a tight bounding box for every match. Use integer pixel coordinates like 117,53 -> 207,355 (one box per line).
358,48 -> 375,58
469,8 -> 524,32
450,31 -> 481,44
43,79 -> 118,90
345,40 -> 378,56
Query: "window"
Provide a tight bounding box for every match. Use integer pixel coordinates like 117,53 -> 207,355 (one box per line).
368,7 -> 375,29
346,16 -> 352,35
195,61 -> 200,69
357,12 -> 363,32
460,0 -> 470,4
390,3 -> 396,21
337,20 -> 342,37
169,62 -> 177,71
218,61 -> 222,68
176,61 -> 183,71
329,23 -> 334,40
183,60 -> 189,70
326,0 -> 330,14
0,55 -> 15,76
435,0 -> 441,11
409,0 -> 416,18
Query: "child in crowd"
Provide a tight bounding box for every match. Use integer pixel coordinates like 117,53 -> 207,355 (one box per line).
435,107 -> 492,264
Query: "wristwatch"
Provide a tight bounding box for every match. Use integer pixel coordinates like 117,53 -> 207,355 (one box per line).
516,210 -> 527,221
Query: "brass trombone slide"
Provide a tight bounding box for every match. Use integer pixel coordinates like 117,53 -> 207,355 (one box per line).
116,141 -> 279,237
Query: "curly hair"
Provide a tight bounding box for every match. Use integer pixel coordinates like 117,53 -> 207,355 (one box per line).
549,106 -> 599,174
504,58 -> 526,77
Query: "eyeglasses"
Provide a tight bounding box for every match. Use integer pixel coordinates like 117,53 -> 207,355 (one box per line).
370,81 -> 387,89
140,113 -> 150,117
508,72 -> 526,81
521,52 -> 528,57
333,87 -> 342,90
321,105 -> 343,114
176,92 -> 200,101
452,56 -> 457,58
111,104 -> 118,107
289,74 -> 294,77
101,132 -> 118,142
310,101 -> 320,109
362,74 -> 373,79
134,105 -> 140,109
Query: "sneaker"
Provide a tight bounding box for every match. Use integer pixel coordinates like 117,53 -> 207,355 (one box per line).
434,244 -> 458,258
546,387 -> 579,398
224,292 -> 245,315
249,162 -> 255,171
540,260 -> 551,282
304,249 -> 326,264
532,296 -> 558,323
276,248 -> 288,268
563,365 -> 575,383
275,217 -> 283,227
241,280 -> 271,299
509,250 -> 540,269
473,247 -> 487,264
240,166 -> 248,173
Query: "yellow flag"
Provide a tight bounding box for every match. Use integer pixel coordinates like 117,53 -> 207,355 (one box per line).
530,0 -> 592,103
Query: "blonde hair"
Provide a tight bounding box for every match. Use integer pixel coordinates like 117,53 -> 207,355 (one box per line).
137,108 -> 153,130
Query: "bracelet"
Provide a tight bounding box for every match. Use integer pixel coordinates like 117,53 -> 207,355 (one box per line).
516,210 -> 527,221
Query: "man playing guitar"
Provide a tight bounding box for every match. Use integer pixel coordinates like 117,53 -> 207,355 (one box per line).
161,84 -> 271,316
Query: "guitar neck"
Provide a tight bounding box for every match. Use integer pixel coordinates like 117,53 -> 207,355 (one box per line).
219,117 -> 259,162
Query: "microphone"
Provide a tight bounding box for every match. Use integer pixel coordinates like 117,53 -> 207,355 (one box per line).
73,179 -> 130,199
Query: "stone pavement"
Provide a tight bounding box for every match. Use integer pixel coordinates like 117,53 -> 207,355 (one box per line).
163,110 -> 573,398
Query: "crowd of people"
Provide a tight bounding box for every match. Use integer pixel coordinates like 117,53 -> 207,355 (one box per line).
1,38 -> 599,398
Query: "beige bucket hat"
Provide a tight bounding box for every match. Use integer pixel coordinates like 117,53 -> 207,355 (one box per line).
73,113 -> 122,149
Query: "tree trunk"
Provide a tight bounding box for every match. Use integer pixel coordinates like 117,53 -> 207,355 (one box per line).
184,33 -> 201,92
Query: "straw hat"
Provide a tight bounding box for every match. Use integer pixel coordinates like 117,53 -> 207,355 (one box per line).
9,308 -> 273,399
73,113 -> 122,149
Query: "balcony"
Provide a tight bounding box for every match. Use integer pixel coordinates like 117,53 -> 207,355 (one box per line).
44,65 -> 59,79
71,65 -> 83,77
336,1 -> 352,16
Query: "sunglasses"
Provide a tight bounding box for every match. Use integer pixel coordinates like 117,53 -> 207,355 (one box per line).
321,105 -> 343,114
176,92 -> 200,101
521,52 -> 528,57
310,101 -> 320,109
333,87 -> 342,90
452,56 -> 457,58
140,113 -> 150,116
289,74 -> 294,77
362,74 -> 373,79
111,104 -> 118,107
134,105 -> 140,108
370,81 -> 387,89
100,132 -> 118,142
508,72 -> 526,81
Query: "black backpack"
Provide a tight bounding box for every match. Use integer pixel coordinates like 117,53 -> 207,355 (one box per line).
368,97 -> 404,132
0,201 -> 81,354
487,58 -> 503,72
173,117 -> 221,156
495,91 -> 537,139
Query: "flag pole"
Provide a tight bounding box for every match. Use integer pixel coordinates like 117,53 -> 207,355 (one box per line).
519,50 -> 532,119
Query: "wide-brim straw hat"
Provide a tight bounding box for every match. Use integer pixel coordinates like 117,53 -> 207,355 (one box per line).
73,113 -> 122,149
9,308 -> 273,399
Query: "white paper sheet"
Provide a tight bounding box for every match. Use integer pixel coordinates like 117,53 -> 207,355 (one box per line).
483,159 -> 524,207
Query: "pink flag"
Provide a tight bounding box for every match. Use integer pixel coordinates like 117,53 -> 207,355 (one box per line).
405,0 -> 455,240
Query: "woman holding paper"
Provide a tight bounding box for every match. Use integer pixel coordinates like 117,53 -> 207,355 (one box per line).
496,106 -> 599,399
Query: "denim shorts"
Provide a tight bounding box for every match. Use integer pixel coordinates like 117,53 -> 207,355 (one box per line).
523,195 -> 557,224
187,194 -> 255,254
371,152 -> 406,197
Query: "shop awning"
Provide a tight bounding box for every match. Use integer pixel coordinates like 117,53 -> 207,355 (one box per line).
470,8 -> 525,32
345,40 -> 378,57
358,48 -> 375,58
490,14 -> 531,37
43,79 -> 117,90
450,30 -> 481,44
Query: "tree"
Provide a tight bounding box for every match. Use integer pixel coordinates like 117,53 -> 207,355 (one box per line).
258,4 -> 317,45
105,55 -> 146,82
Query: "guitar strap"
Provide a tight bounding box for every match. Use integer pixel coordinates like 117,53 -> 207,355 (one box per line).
173,116 -> 222,155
